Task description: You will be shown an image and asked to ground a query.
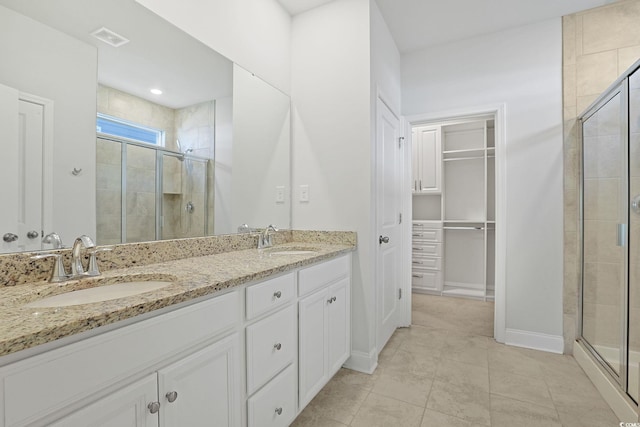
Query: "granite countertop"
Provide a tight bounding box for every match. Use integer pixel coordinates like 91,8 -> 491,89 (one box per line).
0,241 -> 354,358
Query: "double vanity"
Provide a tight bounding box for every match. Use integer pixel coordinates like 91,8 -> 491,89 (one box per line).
0,230 -> 355,426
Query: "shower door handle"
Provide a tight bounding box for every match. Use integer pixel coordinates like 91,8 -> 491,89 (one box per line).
617,223 -> 627,247
632,195 -> 640,214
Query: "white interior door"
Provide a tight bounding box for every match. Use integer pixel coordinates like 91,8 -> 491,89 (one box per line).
376,98 -> 403,351
0,84 -> 44,253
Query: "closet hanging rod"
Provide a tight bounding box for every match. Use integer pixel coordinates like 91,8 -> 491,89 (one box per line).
444,226 -> 484,230
443,156 -> 485,162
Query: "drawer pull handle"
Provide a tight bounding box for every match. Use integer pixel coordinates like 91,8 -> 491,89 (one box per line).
412,261 -> 423,264
412,234 -> 423,237
148,402 -> 160,414
413,247 -> 424,250
275,407 -> 283,416
274,291 -> 282,299
166,391 -> 178,403
274,343 -> 282,351
412,274 -> 423,278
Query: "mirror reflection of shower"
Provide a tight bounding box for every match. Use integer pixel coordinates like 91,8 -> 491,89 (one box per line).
96,136 -> 212,245
177,139 -> 198,235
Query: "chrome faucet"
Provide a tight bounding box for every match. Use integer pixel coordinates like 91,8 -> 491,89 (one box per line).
71,235 -> 96,276
258,225 -> 278,249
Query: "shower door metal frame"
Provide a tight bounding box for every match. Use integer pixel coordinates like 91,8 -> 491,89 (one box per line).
578,75 -> 632,399
97,133 -> 211,243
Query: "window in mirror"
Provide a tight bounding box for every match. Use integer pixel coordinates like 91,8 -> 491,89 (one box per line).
97,113 -> 164,146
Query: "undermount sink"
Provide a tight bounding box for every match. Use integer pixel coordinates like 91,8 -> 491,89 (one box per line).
265,246 -> 319,256
25,276 -> 175,308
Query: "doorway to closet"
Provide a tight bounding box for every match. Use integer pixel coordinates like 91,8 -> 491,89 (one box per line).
407,108 -> 505,342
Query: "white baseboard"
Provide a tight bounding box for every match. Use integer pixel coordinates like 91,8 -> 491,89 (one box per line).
574,341 -> 636,422
343,348 -> 377,374
505,328 -> 564,354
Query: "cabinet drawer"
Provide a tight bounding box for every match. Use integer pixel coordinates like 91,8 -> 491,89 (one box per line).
247,364 -> 296,427
246,272 -> 295,320
412,242 -> 441,256
411,270 -> 442,291
246,305 -> 296,394
1,291 -> 240,427
298,255 -> 349,297
411,256 -> 441,270
412,228 -> 442,242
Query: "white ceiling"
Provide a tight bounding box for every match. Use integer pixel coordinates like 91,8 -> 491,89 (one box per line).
0,0 -> 233,109
278,0 -> 617,53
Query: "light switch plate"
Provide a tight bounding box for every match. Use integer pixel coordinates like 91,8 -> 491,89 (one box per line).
276,186 -> 285,204
299,185 -> 309,202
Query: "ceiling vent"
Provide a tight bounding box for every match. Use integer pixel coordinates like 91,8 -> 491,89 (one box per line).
91,27 -> 130,47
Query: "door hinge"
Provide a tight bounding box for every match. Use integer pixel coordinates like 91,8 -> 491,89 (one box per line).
399,213 -> 402,224
398,136 -> 405,148
398,288 -> 402,299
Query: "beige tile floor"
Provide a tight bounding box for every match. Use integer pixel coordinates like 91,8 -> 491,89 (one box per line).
292,293 -> 622,427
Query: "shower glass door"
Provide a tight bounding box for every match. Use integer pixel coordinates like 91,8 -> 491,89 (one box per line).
628,67 -> 640,402
581,88 -> 626,381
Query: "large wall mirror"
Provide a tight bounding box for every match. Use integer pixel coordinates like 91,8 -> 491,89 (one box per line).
0,0 -> 291,254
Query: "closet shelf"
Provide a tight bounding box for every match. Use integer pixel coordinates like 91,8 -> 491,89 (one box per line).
442,148 -> 485,155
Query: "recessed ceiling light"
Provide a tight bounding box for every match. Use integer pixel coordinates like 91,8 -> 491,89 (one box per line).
150,88 -> 163,95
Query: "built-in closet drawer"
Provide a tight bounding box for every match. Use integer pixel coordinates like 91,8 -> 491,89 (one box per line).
411,256 -> 441,270
247,364 -> 297,427
412,242 -> 441,257
411,228 -> 442,243
246,305 -> 296,394
411,270 -> 441,290
246,272 -> 295,320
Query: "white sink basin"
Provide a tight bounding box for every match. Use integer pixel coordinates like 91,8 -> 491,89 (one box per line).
264,246 -> 319,256
268,250 -> 318,256
25,280 -> 173,308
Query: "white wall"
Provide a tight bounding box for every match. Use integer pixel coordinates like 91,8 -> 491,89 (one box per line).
214,96 -> 233,235
370,2 -> 401,116
0,6 -> 97,246
403,19 -> 564,344
232,65 -> 291,230
134,0 -> 291,94
291,0 -> 375,369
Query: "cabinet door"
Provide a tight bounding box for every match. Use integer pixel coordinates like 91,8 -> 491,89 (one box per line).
158,334 -> 241,427
327,278 -> 350,375
415,126 -> 441,193
49,374 -> 158,427
298,288 -> 328,409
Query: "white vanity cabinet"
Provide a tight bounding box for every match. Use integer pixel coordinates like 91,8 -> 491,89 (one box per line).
49,334 -> 241,427
298,256 -> 351,410
0,291 -> 242,427
0,252 -> 352,427
245,272 -> 297,427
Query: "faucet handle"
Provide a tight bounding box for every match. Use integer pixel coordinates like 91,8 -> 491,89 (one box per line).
86,247 -> 113,276
31,253 -> 69,283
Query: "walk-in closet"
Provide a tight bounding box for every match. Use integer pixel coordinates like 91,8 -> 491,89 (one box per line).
411,117 -> 496,301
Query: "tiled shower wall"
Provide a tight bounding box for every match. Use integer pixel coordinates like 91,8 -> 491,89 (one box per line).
563,0 -> 640,354
96,86 -> 215,244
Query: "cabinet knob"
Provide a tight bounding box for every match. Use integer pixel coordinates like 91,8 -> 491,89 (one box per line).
274,342 -> 282,351
3,233 -> 18,243
148,401 -> 160,414
275,407 -> 283,416
166,391 -> 178,403
27,230 -> 39,239
327,298 -> 333,304
273,291 -> 282,299
379,235 -> 390,244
